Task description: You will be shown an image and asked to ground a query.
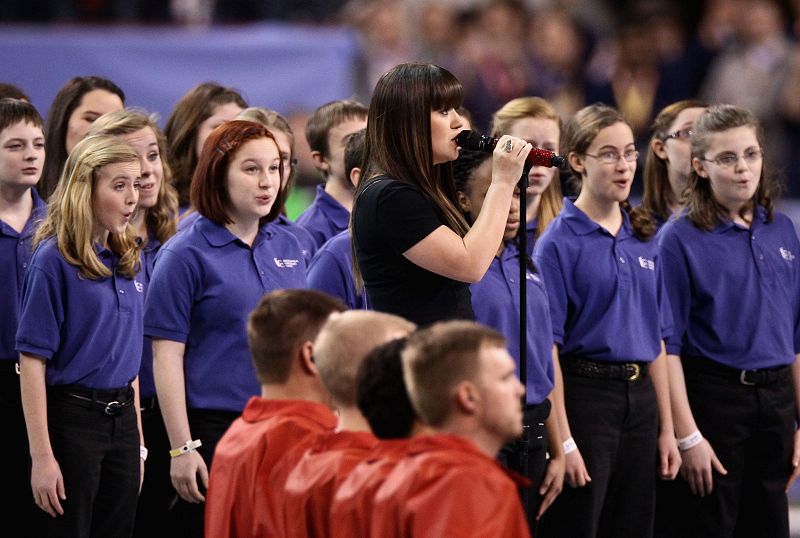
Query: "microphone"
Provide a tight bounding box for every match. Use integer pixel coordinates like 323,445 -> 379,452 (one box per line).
455,130 -> 565,169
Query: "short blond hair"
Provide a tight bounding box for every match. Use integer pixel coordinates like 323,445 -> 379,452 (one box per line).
402,321 -> 505,427
314,310 -> 415,406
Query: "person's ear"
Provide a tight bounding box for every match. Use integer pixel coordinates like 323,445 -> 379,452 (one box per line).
349,167 -> 361,188
651,138 -> 668,161
567,152 -> 585,176
310,151 -> 330,174
455,381 -> 479,414
692,157 -> 708,178
299,341 -> 319,375
456,190 -> 471,213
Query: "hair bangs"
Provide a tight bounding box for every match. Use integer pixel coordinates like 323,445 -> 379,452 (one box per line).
430,66 -> 463,112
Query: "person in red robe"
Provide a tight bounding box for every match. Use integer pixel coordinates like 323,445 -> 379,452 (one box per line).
204,289 -> 344,538
275,310 -> 415,537
370,321 -> 533,537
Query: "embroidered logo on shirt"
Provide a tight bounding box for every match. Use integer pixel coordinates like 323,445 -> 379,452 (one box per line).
780,247 -> 796,261
638,256 -> 655,270
274,258 -> 300,269
134,280 -> 144,293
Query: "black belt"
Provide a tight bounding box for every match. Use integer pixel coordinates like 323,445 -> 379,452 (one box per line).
561,356 -> 647,381
49,384 -> 134,416
682,355 -> 790,387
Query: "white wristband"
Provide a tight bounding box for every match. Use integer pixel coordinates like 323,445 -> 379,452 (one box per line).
562,437 -> 577,455
140,445 -> 148,461
677,430 -> 703,452
169,439 -> 202,458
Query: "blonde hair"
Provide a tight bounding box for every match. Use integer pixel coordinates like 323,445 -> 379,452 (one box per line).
491,96 -> 563,239
314,310 -> 416,406
88,108 -> 179,244
34,134 -> 141,279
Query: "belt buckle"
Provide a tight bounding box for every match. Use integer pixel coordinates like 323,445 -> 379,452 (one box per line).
739,370 -> 756,386
627,363 -> 640,381
104,400 -> 122,415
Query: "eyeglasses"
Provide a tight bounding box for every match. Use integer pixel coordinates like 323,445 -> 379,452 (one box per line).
666,128 -> 693,140
584,149 -> 639,164
701,148 -> 763,168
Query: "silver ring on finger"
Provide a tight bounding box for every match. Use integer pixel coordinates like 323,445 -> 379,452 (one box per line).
504,140 -> 513,152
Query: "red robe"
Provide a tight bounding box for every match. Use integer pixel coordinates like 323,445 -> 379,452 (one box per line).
329,438 -> 410,538
204,397 -> 337,538
370,434 -> 531,538
277,430 -> 378,537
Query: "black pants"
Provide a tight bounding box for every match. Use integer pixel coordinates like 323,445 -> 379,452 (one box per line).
133,397 -> 180,537
540,368 -> 658,538
0,361 -> 40,537
499,399 -> 551,537
40,385 -> 140,538
656,357 -> 794,538
172,408 -> 239,538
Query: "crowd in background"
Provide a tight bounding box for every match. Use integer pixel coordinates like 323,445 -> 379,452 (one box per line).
4,0 -> 800,197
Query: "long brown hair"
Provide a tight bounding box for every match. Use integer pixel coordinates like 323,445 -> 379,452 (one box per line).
562,103 -> 656,240
41,76 -> 125,201
685,105 -> 779,230
352,63 -> 469,287
490,96 -> 563,239
641,99 -> 707,222
164,82 -> 247,208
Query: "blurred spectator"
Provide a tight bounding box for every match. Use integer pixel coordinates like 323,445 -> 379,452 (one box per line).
455,0 -> 536,132
526,7 -> 593,120
700,0 -> 792,184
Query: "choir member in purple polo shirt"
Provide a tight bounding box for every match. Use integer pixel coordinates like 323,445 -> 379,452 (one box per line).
490,97 -> 563,256
657,104 -> 800,538
17,134 -> 144,537
296,99 -> 367,249
453,148 -> 564,531
639,100 -> 708,231
236,107 -> 317,262
351,63 -> 530,326
534,104 -> 680,538
307,129 -> 369,309
0,98 -> 46,535
88,109 -> 181,538
164,82 -> 247,214
144,120 -> 307,538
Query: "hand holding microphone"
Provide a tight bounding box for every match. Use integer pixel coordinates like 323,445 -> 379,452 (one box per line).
456,130 -> 566,169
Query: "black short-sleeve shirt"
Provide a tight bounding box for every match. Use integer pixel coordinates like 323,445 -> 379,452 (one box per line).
352,177 -> 474,326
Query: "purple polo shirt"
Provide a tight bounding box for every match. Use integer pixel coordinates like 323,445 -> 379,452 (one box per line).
1,189 -> 45,361
658,209 -> 800,369
138,230 -> 162,399
176,209 -> 200,233
307,229 -> 369,310
296,184 -> 350,249
533,198 -> 672,363
144,216 -> 307,412
16,237 -> 144,389
276,213 -> 317,264
470,241 -> 554,404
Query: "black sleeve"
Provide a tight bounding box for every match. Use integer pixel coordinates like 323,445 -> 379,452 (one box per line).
373,181 -> 446,255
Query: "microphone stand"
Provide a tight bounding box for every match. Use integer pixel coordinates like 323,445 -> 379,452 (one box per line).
517,162 -> 531,524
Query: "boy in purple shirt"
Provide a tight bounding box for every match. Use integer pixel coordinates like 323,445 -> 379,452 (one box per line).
307,129 -> 369,309
0,98 -> 46,536
657,105 -> 800,537
296,100 -> 367,248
